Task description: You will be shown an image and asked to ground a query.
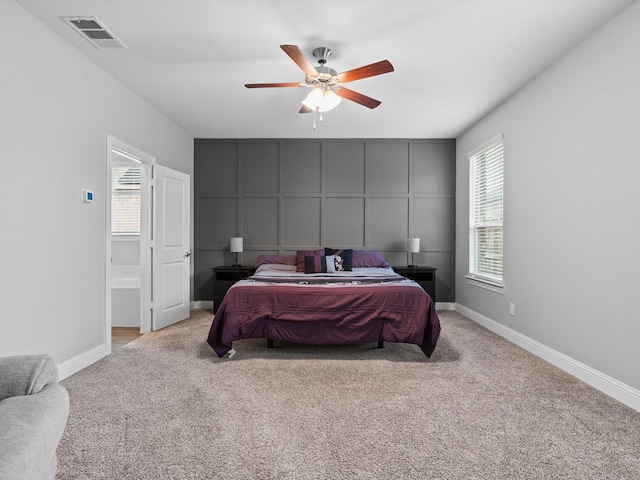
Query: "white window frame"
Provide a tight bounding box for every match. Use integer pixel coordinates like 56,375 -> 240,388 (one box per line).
467,133 -> 504,292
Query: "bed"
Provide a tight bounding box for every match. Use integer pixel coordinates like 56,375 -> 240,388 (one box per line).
207,249 -> 441,358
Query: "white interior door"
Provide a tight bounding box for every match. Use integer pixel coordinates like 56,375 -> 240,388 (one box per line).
152,165 -> 191,331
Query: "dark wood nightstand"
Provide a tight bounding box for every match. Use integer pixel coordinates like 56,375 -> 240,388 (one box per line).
393,266 -> 437,301
212,266 -> 254,312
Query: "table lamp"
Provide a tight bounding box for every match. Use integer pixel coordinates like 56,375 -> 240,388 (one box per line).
230,237 -> 243,268
408,238 -> 420,268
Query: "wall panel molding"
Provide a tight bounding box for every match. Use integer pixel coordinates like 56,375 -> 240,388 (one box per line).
194,139 -> 455,301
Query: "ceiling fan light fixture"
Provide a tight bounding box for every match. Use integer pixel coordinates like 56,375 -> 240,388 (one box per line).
302,87 -> 341,113
246,44 -> 393,129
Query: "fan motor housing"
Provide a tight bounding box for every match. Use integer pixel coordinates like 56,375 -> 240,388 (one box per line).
306,66 -> 339,86
312,47 -> 332,64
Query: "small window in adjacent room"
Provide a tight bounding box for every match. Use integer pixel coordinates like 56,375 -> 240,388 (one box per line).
111,165 -> 141,234
467,134 -> 504,291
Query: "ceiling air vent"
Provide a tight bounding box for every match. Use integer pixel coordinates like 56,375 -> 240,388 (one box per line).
61,17 -> 127,49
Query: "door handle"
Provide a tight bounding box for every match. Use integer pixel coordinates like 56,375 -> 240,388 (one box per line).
184,252 -> 191,258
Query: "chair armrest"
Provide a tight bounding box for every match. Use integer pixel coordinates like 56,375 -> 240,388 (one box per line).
0,355 -> 59,401
0,384 -> 69,480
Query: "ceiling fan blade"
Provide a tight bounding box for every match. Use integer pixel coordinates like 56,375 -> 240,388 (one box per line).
280,45 -> 319,77
245,82 -> 302,88
336,60 -> 394,83
299,104 -> 313,114
335,87 -> 382,109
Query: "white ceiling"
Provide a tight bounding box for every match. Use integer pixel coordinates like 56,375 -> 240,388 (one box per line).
17,0 -> 632,139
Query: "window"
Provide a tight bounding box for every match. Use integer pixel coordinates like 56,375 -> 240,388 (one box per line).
468,134 -> 504,288
112,165 -> 141,234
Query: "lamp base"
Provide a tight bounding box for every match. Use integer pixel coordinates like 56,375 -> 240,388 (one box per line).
408,264 -> 418,268
231,251 -> 241,268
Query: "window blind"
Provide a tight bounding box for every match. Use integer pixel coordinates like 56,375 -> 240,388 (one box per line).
469,135 -> 503,284
112,166 -> 141,234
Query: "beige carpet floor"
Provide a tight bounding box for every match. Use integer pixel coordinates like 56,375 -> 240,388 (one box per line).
58,309 -> 640,479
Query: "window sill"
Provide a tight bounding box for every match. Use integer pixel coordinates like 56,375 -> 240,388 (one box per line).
112,234 -> 141,241
466,274 -> 504,294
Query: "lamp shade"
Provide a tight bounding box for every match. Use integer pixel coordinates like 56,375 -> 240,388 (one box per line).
408,238 -> 420,253
302,87 -> 341,112
230,237 -> 243,253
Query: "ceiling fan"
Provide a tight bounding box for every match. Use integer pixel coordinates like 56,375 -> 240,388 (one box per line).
245,45 -> 394,128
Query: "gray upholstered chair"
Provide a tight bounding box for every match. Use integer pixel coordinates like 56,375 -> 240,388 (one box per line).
0,354 -> 69,480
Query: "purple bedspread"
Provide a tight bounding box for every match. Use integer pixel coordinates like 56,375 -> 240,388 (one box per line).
207,273 -> 440,357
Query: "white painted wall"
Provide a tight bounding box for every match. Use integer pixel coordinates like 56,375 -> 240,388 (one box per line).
456,3 -> 640,390
0,1 -> 193,367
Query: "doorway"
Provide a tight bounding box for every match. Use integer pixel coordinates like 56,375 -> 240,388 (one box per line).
106,136 -> 154,355
105,136 -> 191,354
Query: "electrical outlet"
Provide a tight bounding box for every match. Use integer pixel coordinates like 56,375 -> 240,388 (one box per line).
509,303 -> 515,316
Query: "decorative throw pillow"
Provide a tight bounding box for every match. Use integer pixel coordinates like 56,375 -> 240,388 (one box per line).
325,255 -> 336,273
256,254 -> 297,267
304,255 -> 327,273
304,255 -> 337,274
352,250 -> 390,268
324,248 -> 353,271
296,249 -> 324,272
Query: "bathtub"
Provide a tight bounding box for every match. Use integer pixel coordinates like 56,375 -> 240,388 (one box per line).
111,265 -> 140,327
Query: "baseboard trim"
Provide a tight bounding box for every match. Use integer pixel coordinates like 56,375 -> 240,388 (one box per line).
435,302 -> 455,311
192,300 -> 213,310
455,303 -> 640,413
57,305 -> 213,380
57,343 -> 106,381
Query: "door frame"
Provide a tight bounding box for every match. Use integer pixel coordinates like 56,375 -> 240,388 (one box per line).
105,135 -> 155,355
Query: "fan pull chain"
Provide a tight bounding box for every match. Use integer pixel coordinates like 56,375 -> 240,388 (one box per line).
311,107 -> 326,130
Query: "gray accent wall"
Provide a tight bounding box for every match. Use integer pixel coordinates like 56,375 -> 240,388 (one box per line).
194,139 -> 455,302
